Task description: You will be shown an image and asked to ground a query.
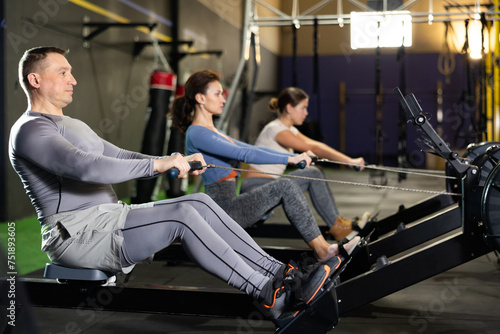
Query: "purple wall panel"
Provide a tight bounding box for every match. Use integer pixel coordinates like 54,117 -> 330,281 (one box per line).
279,53 -> 478,167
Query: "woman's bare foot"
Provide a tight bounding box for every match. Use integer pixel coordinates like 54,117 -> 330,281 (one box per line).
341,236 -> 360,255
316,236 -> 360,262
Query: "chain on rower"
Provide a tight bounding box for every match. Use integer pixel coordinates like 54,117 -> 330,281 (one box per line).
202,163 -> 462,197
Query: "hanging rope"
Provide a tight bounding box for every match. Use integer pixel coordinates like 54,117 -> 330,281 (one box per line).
292,24 -> 298,87
397,20 -> 408,182
150,29 -> 172,72
438,21 -> 457,84
313,17 -> 321,127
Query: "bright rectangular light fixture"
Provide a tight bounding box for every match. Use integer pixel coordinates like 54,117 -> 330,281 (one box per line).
350,11 -> 412,49
468,19 -> 482,59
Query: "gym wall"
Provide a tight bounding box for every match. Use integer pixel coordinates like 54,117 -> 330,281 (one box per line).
271,1 -> 479,167
279,53 -> 473,167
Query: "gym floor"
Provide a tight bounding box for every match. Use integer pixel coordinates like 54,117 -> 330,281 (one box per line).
18,167 -> 500,333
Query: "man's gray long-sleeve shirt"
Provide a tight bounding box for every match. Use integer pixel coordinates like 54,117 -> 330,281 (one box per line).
9,110 -> 157,221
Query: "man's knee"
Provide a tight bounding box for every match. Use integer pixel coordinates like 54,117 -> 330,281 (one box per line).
189,192 -> 214,204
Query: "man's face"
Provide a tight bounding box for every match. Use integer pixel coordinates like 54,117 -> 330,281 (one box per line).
34,53 -> 77,109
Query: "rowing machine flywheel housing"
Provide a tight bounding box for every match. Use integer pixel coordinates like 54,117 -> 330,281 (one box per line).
481,162 -> 500,253
446,142 -> 500,195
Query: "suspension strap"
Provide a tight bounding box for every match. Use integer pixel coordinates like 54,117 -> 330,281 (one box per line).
150,29 -> 172,72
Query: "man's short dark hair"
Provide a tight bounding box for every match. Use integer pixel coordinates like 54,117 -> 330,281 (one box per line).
18,46 -> 69,97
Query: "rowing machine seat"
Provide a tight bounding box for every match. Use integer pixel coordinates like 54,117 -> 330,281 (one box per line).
44,263 -> 116,285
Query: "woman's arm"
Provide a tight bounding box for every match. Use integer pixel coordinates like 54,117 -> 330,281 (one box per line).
233,137 -> 294,160
275,129 -> 365,169
188,126 -> 291,165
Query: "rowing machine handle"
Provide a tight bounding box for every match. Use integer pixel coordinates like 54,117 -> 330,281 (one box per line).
298,156 -> 362,171
167,161 -> 204,178
298,156 -> 318,169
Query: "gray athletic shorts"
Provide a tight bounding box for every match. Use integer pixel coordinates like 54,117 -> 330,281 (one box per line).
40,201 -> 154,273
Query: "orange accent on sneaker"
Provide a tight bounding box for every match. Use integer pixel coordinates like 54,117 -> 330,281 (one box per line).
263,263 -> 298,309
291,258 -> 343,317
263,286 -> 283,309
285,263 -> 297,276
304,264 -> 330,305
290,263 -> 334,317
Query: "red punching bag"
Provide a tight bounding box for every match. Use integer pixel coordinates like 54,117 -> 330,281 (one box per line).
132,70 -> 176,204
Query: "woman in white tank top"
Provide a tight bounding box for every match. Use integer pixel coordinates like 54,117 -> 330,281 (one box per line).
242,87 -> 371,241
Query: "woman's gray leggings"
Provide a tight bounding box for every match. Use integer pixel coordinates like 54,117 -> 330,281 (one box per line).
240,166 -> 340,228
204,177 -> 322,243
119,193 -> 283,299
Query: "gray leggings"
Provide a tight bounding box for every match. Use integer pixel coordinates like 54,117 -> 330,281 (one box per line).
240,166 -> 340,228
120,193 -> 283,299
204,178 -> 321,243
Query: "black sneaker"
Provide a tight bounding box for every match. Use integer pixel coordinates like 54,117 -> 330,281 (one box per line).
266,256 -> 341,327
258,261 -> 301,320
258,256 -> 344,322
294,256 -> 341,307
